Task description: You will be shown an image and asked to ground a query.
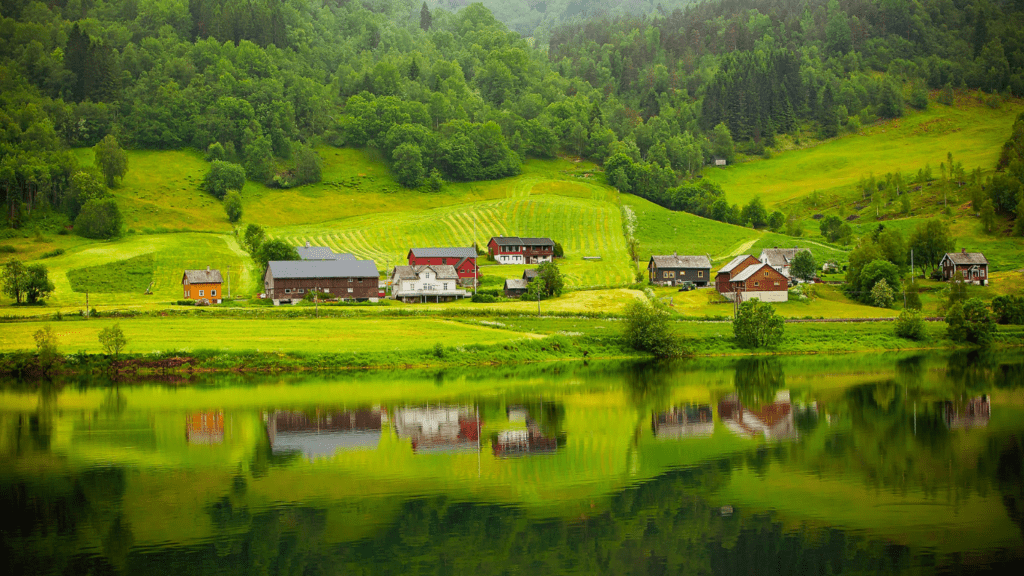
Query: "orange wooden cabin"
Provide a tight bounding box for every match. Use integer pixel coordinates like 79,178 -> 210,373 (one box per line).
181,267 -> 224,303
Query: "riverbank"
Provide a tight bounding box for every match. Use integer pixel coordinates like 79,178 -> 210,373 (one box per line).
1,315 -> 1021,377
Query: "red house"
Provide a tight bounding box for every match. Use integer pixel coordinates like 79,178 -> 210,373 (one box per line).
940,249 -> 988,286
407,247 -> 478,286
714,255 -> 761,294
487,236 -> 555,264
716,255 -> 788,303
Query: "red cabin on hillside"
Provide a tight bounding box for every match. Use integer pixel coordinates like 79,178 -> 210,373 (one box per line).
407,247 -> 478,286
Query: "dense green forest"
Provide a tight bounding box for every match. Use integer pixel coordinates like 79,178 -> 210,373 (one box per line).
2,0 -> 1024,236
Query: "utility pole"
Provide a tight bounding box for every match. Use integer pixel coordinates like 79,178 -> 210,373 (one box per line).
911,250 -> 914,284
85,291 -> 89,318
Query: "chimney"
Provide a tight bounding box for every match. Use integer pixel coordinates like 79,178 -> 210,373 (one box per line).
305,241 -> 311,248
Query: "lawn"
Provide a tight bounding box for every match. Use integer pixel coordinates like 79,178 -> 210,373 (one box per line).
267,193 -> 635,289
705,93 -> 1024,208
0,233 -> 254,310
622,194 -> 850,267
651,285 -> 899,319
0,317 -> 540,354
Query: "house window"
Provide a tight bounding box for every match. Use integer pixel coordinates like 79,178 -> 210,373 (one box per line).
698,271 -> 703,278
665,271 -> 674,278
211,290 -> 217,296
199,290 -> 204,296
284,289 -> 291,294
298,289 -> 304,293
754,282 -> 760,287
443,283 -> 448,290
764,271 -> 769,277
774,281 -> 780,286
981,270 -> 986,277
443,258 -> 448,264
348,288 -> 353,293
425,273 -> 431,279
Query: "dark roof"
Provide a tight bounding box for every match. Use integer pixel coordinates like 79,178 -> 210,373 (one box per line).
523,269 -> 538,280
296,245 -> 355,261
718,255 -> 757,275
409,247 -> 477,259
183,269 -> 223,284
489,236 -> 555,247
505,278 -> 529,290
650,254 -> 711,269
760,248 -> 809,268
268,259 -> 378,279
945,251 -> 988,265
391,265 -> 460,281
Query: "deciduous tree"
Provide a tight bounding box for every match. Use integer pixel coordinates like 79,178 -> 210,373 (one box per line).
733,299 -> 785,348
93,135 -> 128,187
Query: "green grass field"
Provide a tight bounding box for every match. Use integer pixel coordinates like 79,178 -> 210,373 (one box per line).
268,192 -> 634,289
0,317 -> 540,354
705,94 -> 1024,209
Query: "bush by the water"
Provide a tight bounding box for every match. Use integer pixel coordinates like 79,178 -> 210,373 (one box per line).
946,298 -> 996,345
894,309 -> 926,341
733,299 -> 785,348
622,297 -> 680,357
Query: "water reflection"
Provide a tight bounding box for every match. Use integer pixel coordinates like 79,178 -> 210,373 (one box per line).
267,409 -> 385,459
652,404 -> 714,438
392,405 -> 481,453
1,352 -> 1023,575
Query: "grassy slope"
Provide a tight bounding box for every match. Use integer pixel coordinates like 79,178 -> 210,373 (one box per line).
705,93 -> 1024,208
268,187 -> 633,289
622,194 -> 850,266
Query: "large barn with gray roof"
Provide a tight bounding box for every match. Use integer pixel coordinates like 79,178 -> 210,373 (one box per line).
264,259 -> 380,304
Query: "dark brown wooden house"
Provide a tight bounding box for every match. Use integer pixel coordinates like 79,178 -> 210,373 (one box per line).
504,278 -> 529,298
940,249 -> 988,286
264,259 -> 379,305
648,254 -> 712,286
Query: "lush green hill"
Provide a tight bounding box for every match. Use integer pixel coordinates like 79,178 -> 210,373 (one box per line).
704,95 -> 1024,209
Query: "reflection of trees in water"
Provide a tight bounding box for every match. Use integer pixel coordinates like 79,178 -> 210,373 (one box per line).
733,358 -> 785,408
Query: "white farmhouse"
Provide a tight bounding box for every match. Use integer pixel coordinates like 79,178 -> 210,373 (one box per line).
389,264 -> 470,303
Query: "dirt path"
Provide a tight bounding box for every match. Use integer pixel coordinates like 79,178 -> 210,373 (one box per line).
724,239 -> 758,259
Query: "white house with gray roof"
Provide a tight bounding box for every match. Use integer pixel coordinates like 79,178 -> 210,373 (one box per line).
264,259 -> 380,305
390,265 -> 470,303
759,247 -> 811,280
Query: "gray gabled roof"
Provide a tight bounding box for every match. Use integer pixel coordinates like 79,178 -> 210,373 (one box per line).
268,259 -> 378,279
391,264 -> 460,281
489,236 -> 555,247
731,263 -> 773,283
523,269 -> 538,280
409,247 -> 477,259
718,255 -> 757,275
505,278 -> 529,290
760,248 -> 809,268
944,251 -> 988,265
650,254 -> 711,269
183,269 -> 223,284
297,245 -> 355,261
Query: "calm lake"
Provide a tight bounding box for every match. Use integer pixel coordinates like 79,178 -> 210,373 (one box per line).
2,352 -> 1023,575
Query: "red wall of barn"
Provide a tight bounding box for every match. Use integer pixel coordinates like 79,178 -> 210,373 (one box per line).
407,255 -> 477,279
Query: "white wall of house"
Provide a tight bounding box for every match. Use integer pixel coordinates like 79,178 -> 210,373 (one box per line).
496,253 -> 524,264
392,270 -> 459,293
740,291 -> 788,303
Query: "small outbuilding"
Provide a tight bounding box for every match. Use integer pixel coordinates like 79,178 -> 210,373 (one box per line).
504,278 -> 530,298
182,267 -> 223,303
940,249 -> 988,286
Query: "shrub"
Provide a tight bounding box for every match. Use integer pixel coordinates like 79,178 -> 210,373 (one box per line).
472,293 -> 497,303
991,295 -> 1024,324
202,161 -> 246,199
74,198 -> 123,239
946,298 -> 995,345
0,245 -> 15,253
433,342 -> 446,359
894,309 -> 926,341
40,248 -> 65,259
870,279 -> 895,308
623,298 -> 679,357
176,299 -> 195,306
904,288 -> 922,311
224,191 -> 243,223
733,299 -> 785,348
33,325 -> 60,372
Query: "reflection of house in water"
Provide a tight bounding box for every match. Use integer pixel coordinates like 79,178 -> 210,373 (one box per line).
718,391 -> 797,441
652,405 -> 714,438
492,406 -> 566,458
944,396 -> 991,429
186,411 -> 224,445
391,406 -> 480,453
267,409 -> 385,460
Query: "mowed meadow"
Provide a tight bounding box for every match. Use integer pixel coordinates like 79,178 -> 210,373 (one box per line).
705,94 -> 1024,208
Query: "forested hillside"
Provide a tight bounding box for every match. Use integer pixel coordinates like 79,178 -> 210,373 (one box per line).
3,0 -> 1024,238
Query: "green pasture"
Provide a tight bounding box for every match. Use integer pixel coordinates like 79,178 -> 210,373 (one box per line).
622,194 -> 850,266
0,316 -> 540,354
0,233 -> 253,309
651,285 -> 899,319
705,94 -> 1024,208
268,192 -> 635,289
